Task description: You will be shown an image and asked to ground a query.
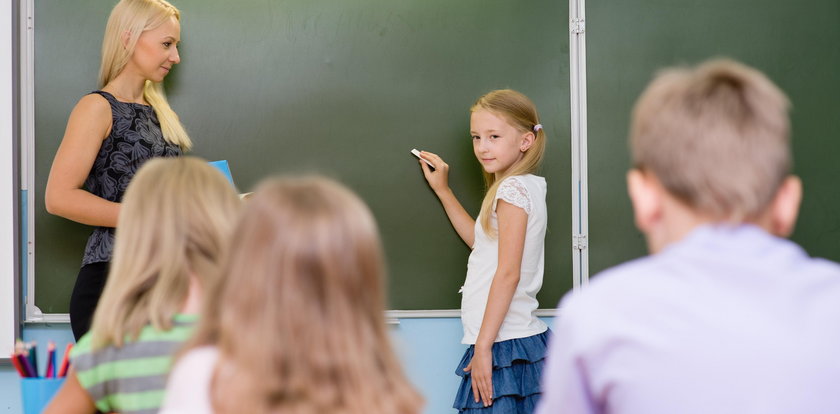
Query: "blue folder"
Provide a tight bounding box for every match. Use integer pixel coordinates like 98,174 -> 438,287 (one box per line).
208,160 -> 235,186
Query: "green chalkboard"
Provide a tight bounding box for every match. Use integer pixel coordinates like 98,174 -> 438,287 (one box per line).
33,0 -> 572,313
587,0 -> 840,275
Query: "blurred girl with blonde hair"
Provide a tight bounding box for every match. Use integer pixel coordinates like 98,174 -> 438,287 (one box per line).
161,176 -> 424,414
44,157 -> 240,414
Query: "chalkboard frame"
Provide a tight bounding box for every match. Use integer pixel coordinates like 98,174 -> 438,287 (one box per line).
2,0 -> 21,357
21,0 -> 580,321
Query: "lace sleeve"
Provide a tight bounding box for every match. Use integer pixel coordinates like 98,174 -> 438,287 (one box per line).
495,177 -> 532,215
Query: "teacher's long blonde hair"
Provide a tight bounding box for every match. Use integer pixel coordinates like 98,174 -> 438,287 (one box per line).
100,0 -> 192,149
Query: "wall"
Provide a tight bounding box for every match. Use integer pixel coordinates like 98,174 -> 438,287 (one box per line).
0,317 -> 555,413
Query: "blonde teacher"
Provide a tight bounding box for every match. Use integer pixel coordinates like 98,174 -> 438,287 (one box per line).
45,0 -> 190,340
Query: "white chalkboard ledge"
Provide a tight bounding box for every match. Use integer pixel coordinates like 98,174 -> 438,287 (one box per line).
385,309 -> 558,325
24,306 -> 69,324
25,309 -> 560,325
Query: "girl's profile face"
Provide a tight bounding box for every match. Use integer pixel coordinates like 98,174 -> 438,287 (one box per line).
127,16 -> 181,83
470,109 -> 530,178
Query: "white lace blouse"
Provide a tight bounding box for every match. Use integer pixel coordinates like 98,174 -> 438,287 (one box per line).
460,174 -> 548,344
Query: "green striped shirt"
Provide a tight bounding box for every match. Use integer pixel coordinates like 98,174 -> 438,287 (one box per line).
71,314 -> 197,414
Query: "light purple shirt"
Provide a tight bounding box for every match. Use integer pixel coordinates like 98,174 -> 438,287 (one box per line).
537,225 -> 840,414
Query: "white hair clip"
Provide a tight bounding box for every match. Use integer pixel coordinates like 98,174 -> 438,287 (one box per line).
533,124 -> 543,132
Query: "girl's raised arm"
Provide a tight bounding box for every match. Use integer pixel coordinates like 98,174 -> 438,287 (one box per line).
45,94 -> 120,228
418,151 -> 476,247
464,199 -> 528,407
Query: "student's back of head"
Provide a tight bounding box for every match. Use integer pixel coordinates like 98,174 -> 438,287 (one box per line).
91,156 -> 241,348
631,59 -> 791,221
626,59 -> 802,253
45,156 -> 240,414
180,176 -> 423,414
536,59 -> 840,414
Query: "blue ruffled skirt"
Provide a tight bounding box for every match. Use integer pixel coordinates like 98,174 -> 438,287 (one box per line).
453,329 -> 550,413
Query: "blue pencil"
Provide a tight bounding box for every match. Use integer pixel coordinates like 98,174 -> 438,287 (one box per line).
51,345 -> 57,377
46,342 -> 56,378
27,342 -> 38,377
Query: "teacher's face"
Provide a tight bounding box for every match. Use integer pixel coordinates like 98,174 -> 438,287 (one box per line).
129,16 -> 181,83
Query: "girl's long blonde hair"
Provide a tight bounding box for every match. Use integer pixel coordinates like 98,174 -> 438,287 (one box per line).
100,0 -> 192,150
473,89 -> 546,236
90,157 -> 241,348
185,176 -> 423,414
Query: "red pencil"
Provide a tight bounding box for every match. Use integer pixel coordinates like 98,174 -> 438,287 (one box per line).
58,343 -> 73,377
9,353 -> 26,377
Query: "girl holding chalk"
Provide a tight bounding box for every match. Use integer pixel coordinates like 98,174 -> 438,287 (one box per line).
45,0 -> 190,341
418,89 -> 550,413
160,176 -> 423,414
43,157 -> 240,414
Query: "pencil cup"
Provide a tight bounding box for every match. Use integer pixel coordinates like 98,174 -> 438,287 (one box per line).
20,377 -> 65,414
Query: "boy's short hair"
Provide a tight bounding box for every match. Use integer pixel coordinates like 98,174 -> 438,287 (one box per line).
630,58 -> 791,220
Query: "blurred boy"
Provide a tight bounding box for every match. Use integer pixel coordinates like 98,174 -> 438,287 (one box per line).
537,59 -> 840,414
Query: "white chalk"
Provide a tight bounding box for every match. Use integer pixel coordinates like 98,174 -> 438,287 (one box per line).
411,148 -> 435,168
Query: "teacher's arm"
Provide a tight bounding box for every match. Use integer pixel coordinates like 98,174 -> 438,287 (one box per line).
45,94 -> 120,228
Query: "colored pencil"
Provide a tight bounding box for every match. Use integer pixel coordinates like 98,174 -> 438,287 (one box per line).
9,353 -> 26,377
26,342 -> 38,377
58,343 -> 73,377
17,353 -> 35,378
51,344 -> 57,377
45,342 -> 56,378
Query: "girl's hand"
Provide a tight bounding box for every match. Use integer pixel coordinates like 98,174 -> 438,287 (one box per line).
463,345 -> 494,407
417,151 -> 450,195
414,150 -> 476,246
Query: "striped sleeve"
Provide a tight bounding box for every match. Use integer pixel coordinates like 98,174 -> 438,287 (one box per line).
69,318 -> 196,414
